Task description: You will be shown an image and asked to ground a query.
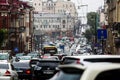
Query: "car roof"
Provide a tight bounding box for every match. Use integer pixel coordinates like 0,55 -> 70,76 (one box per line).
59,62 -> 120,71
62,55 -> 120,59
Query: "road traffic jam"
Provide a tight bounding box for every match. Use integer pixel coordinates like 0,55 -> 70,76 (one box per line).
0,37 -> 120,80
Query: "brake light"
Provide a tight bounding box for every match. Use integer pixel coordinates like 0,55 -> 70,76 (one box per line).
76,59 -> 80,64
26,70 -> 31,74
4,70 -> 11,76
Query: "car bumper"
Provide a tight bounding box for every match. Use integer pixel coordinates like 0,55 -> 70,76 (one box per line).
0,76 -> 12,80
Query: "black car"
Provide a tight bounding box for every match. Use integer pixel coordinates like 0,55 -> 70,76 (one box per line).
33,59 -> 61,80
12,61 -> 33,80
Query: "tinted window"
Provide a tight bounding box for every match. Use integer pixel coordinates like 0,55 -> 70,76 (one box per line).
62,58 -> 79,64
13,62 -> 30,68
0,64 -> 9,69
37,61 -> 60,67
95,69 -> 120,80
50,68 -> 83,80
84,58 -> 120,63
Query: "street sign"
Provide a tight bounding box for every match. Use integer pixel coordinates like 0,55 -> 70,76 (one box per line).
14,47 -> 19,52
97,29 -> 107,40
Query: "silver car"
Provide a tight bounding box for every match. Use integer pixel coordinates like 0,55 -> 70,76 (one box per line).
0,62 -> 18,80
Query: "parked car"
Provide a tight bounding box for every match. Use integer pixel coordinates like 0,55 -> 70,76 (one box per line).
0,62 -> 18,80
61,55 -> 120,65
49,63 -> 120,80
33,59 -> 61,80
12,61 -> 32,80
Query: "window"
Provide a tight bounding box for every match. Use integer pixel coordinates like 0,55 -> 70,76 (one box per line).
49,25 -> 51,28
95,69 -> 120,80
63,25 -> 65,28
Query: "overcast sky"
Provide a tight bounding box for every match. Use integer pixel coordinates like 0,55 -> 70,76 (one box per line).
71,0 -> 104,12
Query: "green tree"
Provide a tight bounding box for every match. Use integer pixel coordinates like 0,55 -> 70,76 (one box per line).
83,12 -> 99,41
0,29 -> 8,49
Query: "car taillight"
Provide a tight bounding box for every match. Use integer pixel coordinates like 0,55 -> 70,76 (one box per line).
76,59 -> 80,64
4,70 -> 11,76
26,70 -> 31,74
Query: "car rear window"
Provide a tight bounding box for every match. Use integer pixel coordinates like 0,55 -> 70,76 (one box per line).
0,54 -> 9,60
84,58 -> 120,63
0,64 -> 9,69
37,61 -> 60,67
13,62 -> 30,68
51,68 -> 83,80
62,58 -> 79,64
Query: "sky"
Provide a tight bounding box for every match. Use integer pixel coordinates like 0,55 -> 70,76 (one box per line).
70,0 -> 104,24
75,0 -> 104,12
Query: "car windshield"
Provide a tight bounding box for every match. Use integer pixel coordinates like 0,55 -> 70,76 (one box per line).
0,54 -> 9,60
0,64 -> 9,69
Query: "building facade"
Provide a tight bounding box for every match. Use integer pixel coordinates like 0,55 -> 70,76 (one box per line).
105,0 -> 120,54
32,0 -> 78,37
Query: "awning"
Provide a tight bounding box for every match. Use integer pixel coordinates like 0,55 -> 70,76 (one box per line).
0,0 -> 9,5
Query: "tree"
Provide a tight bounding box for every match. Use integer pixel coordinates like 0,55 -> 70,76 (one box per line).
0,29 -> 8,49
83,12 -> 99,42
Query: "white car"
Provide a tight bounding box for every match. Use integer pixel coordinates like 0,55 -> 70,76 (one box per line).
17,56 -> 32,62
0,53 -> 12,63
0,62 -> 18,80
49,63 -> 120,80
61,55 -> 120,65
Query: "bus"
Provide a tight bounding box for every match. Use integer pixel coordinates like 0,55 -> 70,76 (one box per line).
42,46 -> 58,56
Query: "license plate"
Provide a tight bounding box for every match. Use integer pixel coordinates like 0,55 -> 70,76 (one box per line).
43,70 -> 54,74
17,70 -> 23,72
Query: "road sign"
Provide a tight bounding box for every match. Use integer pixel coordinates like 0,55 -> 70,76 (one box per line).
97,29 -> 107,40
14,47 -> 19,52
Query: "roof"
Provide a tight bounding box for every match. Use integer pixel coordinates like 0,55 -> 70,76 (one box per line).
63,55 -> 120,59
59,62 -> 120,71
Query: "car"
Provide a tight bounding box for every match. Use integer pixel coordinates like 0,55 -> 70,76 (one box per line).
33,59 -> 61,80
0,53 -> 12,63
61,55 -> 120,65
12,61 -> 32,80
41,56 -> 59,60
0,76 -> 12,80
27,52 -> 41,59
17,56 -> 32,62
49,63 -> 120,80
0,62 -> 18,80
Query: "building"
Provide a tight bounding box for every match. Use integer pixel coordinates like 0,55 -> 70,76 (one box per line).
105,0 -> 120,54
34,12 -> 75,37
32,0 -> 78,37
0,0 -> 34,54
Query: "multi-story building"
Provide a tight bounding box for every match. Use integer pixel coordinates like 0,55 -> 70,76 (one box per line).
105,0 -> 120,54
32,0 -> 78,37
0,0 -> 34,54
34,12 -> 75,37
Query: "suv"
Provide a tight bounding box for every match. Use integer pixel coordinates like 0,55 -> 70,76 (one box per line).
49,63 -> 120,80
61,55 -> 120,65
